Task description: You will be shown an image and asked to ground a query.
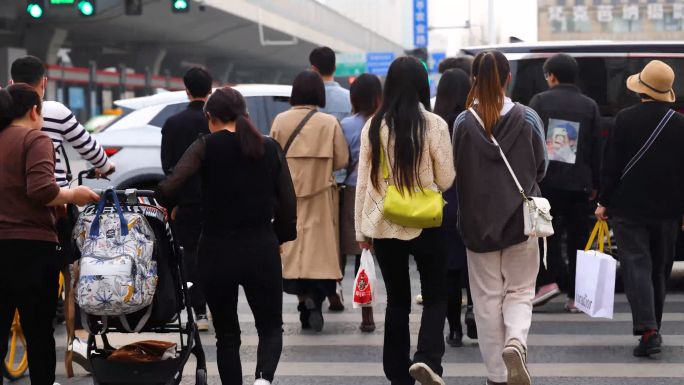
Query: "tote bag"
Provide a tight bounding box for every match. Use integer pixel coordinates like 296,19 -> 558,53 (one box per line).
575,220 -> 616,319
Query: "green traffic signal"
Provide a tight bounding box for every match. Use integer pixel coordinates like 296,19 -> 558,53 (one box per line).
27,3 -> 43,18
174,0 -> 187,9
78,0 -> 94,16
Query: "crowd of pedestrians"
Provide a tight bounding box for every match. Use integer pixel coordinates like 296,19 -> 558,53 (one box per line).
1,44 -> 683,385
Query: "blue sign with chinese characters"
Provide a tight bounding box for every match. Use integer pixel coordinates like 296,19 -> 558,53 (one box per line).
413,0 -> 428,48
366,52 -> 395,77
430,52 -> 446,73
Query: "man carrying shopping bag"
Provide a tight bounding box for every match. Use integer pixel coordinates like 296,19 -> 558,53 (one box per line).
575,221 -> 616,320
596,60 -> 684,357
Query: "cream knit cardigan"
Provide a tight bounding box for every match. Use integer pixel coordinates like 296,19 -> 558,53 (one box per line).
354,110 -> 456,242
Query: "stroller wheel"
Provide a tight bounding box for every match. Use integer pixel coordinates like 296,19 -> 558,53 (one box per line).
196,368 -> 207,385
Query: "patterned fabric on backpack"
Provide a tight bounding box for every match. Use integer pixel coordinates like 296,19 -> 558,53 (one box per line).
73,189 -> 157,317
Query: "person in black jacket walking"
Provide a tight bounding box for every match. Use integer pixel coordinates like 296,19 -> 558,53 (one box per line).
160,66 -> 212,330
596,60 -> 684,357
528,54 -> 603,313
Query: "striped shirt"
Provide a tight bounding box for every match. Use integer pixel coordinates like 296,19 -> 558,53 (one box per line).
41,101 -> 112,187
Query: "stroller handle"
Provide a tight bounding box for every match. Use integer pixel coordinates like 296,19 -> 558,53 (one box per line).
92,189 -> 156,205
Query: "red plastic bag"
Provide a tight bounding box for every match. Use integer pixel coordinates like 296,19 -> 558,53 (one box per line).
353,249 -> 377,308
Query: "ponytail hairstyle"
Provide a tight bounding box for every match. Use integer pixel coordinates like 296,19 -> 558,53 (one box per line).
0,83 -> 43,132
369,56 -> 431,195
466,50 -> 510,136
203,87 -> 265,162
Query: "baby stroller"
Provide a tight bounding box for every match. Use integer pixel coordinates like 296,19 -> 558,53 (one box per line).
73,169 -> 207,385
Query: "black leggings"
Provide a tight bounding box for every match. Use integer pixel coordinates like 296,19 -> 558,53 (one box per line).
0,239 -> 60,385
198,229 -> 283,384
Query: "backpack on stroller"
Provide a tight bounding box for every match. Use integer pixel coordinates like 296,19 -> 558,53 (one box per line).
68,179 -> 207,385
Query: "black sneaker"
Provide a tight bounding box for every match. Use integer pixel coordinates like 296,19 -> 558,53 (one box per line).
633,332 -> 662,357
465,307 -> 478,340
446,330 -> 463,347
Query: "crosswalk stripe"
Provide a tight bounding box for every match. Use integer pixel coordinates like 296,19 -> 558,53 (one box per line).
51,333 -> 684,348
231,312 -> 684,323
54,362 -> 684,378
249,293 -> 684,304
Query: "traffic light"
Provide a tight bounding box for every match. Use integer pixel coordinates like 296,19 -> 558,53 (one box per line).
27,0 -> 45,18
124,0 -> 142,15
78,0 -> 95,16
171,0 -> 189,13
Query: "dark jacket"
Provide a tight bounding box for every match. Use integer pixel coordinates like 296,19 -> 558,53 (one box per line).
160,101 -> 210,206
528,84 -> 602,194
599,101 -> 684,220
453,104 -> 547,253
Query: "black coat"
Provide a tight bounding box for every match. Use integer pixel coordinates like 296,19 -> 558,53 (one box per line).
160,100 -> 210,206
528,84 -> 603,194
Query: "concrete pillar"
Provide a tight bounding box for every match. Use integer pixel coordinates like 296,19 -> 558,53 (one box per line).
0,47 -> 27,87
23,27 -> 68,64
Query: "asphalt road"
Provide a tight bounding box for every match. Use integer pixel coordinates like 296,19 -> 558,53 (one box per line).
6,257 -> 684,385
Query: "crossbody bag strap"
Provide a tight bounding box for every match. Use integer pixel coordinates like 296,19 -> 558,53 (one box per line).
621,108 -> 674,179
469,108 -> 528,201
379,127 -> 390,183
283,109 -> 317,156
57,144 -> 73,182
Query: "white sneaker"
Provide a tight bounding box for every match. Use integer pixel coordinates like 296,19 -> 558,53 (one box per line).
409,363 -> 445,385
72,337 -> 91,373
254,379 -> 271,385
416,294 -> 423,304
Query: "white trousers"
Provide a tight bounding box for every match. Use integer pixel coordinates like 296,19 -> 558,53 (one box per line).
467,237 -> 539,383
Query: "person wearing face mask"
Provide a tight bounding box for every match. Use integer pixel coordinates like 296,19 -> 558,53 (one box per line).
0,83 -> 100,385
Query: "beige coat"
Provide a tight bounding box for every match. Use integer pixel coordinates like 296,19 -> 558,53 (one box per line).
271,106 -> 350,280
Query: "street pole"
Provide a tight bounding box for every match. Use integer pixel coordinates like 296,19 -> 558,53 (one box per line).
489,0 -> 495,45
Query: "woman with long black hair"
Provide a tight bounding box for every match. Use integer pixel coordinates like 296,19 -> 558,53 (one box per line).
155,87 -> 297,385
0,83 -> 99,385
453,51 -> 547,385
355,56 -> 455,385
339,73 -> 382,332
433,68 -> 476,348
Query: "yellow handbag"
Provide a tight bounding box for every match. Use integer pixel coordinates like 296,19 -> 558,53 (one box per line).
380,134 -> 443,228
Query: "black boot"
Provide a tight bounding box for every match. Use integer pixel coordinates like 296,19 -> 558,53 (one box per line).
446,329 -> 463,347
634,332 -> 662,357
305,298 -> 324,332
298,302 -> 311,329
465,306 -> 478,340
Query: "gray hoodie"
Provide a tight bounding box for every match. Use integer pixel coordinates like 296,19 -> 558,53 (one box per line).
452,103 -> 547,253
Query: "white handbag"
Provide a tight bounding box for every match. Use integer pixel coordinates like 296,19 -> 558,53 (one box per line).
469,108 -> 554,238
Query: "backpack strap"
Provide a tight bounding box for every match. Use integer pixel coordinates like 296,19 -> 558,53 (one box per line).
283,109 -> 317,156
89,189 -> 129,237
81,309 -> 108,335
621,109 -> 674,179
118,303 -> 154,333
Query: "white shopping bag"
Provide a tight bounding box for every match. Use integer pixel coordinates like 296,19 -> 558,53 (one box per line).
574,221 -> 616,319
352,249 -> 377,308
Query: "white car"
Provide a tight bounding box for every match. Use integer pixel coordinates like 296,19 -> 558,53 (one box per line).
86,84 -> 293,191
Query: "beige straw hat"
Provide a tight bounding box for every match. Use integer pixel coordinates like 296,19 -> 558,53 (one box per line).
627,60 -> 676,103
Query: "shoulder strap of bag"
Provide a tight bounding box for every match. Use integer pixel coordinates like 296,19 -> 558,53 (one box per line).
621,109 -> 674,179
57,144 -> 73,183
283,109 -> 317,156
469,107 -> 528,202
379,126 -> 391,184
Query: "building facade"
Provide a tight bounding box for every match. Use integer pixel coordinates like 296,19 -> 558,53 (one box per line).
539,0 -> 684,41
